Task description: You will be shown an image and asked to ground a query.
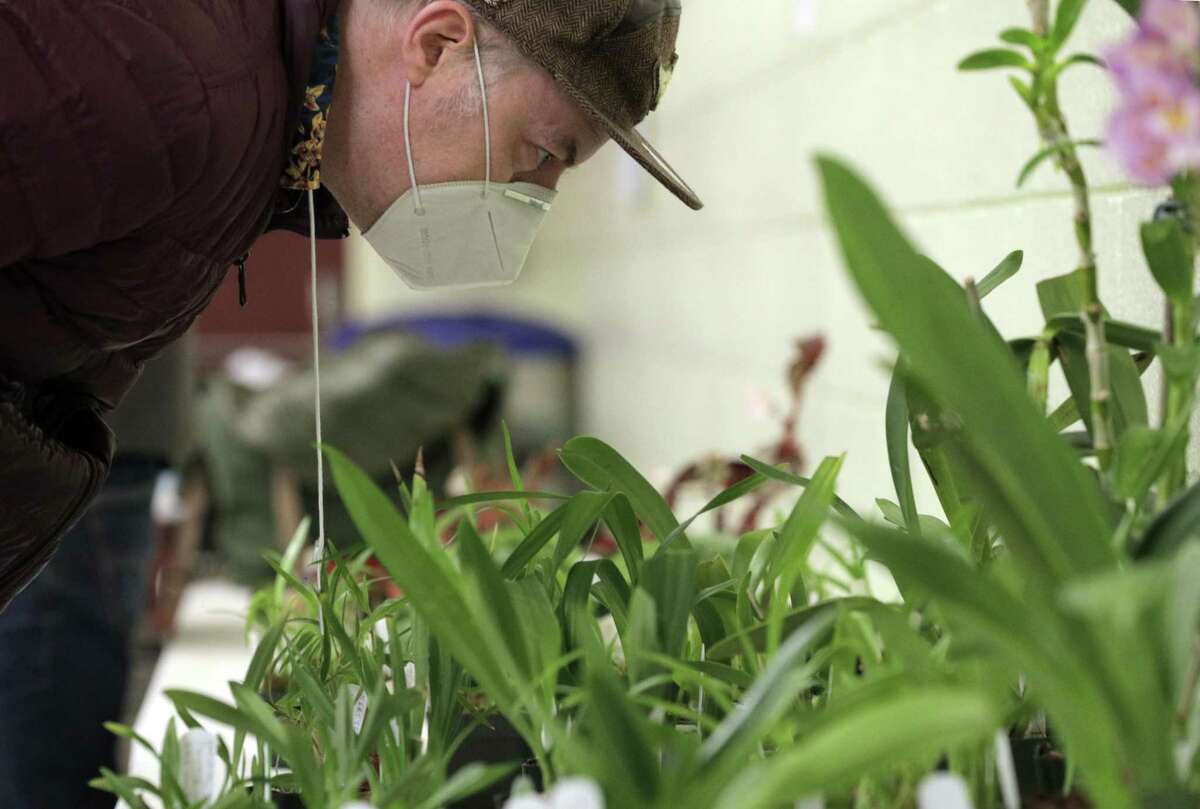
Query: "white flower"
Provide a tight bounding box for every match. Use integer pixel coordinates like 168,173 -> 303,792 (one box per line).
548,778 -> 605,809
917,773 -> 975,809
502,778 -> 605,809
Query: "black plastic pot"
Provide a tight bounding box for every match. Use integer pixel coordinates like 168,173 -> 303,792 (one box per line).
1010,735 -> 1069,798
270,790 -> 304,809
447,715 -> 540,809
265,716 -> 537,809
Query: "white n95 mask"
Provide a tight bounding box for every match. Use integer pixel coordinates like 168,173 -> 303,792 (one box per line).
362,38 -> 557,291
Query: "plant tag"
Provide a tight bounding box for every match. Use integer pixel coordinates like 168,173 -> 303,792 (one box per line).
179,728 -> 219,806
795,798 -> 824,809
994,731 -> 1020,809
339,685 -> 369,735
353,690 -> 369,734
338,803 -> 375,809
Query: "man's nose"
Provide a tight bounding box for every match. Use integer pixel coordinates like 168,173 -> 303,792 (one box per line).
510,160 -> 566,191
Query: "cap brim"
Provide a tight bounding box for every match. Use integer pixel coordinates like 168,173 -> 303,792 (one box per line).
558,79 -> 704,211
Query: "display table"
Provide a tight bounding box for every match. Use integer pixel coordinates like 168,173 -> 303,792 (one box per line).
122,579 -> 255,807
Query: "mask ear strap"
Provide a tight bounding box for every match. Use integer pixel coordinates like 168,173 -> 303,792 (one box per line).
403,82 -> 425,214
472,36 -> 492,197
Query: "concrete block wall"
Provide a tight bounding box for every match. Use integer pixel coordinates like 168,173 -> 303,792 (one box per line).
345,0 -> 1168,511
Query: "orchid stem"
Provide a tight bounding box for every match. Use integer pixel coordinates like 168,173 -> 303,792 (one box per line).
1026,4 -> 1115,470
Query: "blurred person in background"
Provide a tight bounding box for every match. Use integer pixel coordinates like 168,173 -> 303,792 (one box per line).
0,340 -> 193,809
0,0 -> 699,610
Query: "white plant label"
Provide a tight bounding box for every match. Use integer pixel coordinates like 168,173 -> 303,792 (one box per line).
994,731 -> 1020,809
339,685 -> 368,735
353,690 -> 369,735
179,728 -> 219,806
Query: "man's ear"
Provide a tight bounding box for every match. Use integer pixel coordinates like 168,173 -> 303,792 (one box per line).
400,0 -> 476,87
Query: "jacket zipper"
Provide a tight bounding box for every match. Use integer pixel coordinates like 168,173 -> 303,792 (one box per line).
235,253 -> 250,307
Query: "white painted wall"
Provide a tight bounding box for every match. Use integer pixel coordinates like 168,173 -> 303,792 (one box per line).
345,0 -> 1166,511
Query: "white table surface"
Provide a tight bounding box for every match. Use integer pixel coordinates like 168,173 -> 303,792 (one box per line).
122,579 -> 255,807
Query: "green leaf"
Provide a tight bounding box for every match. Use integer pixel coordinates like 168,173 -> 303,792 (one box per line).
1142,218 -> 1196,305
229,682 -> 289,751
553,491 -> 615,571
999,27 -> 1045,51
456,518 -> 532,680
1053,52 -> 1106,80
569,668 -> 659,806
1112,0 -> 1140,16
243,621 -> 284,694
1136,480 -> 1200,559
500,502 -> 568,579
92,768 -> 151,809
438,490 -> 568,511
1038,270 -> 1087,319
843,520 -> 1149,803
1114,425 -> 1169,501
292,665 -> 336,727
324,446 -> 519,710
1009,76 -> 1036,109
412,763 -> 521,809
739,455 -> 861,521
977,250 -> 1024,298
958,48 -> 1034,71
706,599 -> 870,660
1047,314 -> 1162,353
604,494 -> 646,583
1055,333 -> 1149,438
1052,0 -> 1090,49
700,607 -> 839,774
1017,139 -> 1102,187
640,549 -> 699,659
886,369 -> 920,536
661,472 -> 772,550
817,156 -> 1115,580
767,456 -> 843,581
712,683 -> 1002,809
165,690 -> 268,742
560,437 -> 684,545
1159,343 -> 1200,383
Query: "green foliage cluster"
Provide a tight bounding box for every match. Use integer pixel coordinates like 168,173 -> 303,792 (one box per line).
93,1 -> 1200,808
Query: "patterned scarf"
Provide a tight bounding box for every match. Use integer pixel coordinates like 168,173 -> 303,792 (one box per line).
282,22 -> 339,191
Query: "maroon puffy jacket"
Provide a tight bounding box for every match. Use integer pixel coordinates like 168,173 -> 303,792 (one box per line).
0,0 -> 348,610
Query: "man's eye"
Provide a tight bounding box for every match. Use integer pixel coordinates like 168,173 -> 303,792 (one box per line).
537,148 -> 554,168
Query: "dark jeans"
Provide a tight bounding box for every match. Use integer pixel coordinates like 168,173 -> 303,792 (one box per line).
0,457 -> 161,809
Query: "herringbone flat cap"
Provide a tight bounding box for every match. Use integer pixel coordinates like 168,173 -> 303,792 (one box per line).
464,0 -> 703,210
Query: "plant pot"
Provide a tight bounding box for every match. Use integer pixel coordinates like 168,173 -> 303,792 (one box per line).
270,790 -> 305,809
1009,737 -> 1094,808
447,715 -> 540,809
